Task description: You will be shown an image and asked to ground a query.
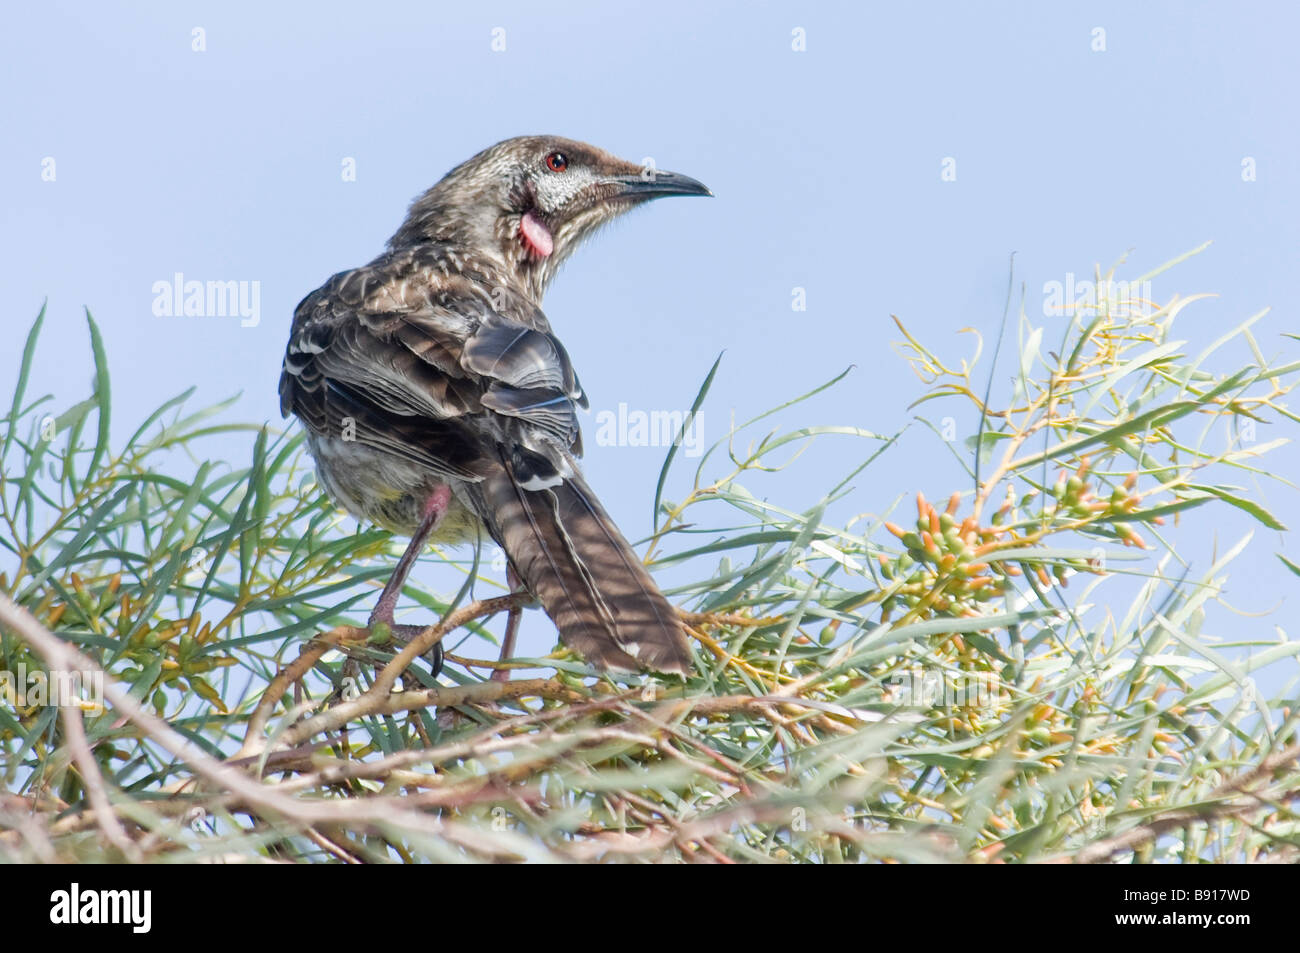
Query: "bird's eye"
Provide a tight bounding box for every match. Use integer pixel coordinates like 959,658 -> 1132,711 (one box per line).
545,152 -> 568,173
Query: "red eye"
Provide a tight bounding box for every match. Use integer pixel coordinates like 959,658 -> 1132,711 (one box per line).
545,152 -> 568,173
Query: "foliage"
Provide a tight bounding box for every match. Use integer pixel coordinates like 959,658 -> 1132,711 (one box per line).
1,247 -> 1298,863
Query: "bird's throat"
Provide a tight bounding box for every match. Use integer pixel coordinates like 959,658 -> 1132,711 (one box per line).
519,210 -> 554,259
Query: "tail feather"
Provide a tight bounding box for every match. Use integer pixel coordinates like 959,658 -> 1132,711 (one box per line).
475,463 -> 691,676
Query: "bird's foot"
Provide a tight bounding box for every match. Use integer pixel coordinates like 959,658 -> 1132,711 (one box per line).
368,613 -> 444,681
490,579 -> 527,683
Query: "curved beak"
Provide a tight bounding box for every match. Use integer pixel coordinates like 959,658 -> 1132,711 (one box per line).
607,169 -> 713,200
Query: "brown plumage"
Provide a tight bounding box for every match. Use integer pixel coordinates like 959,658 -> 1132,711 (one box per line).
279,136 -> 710,676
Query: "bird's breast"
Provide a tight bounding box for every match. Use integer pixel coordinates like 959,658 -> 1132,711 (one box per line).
304,432 -> 481,543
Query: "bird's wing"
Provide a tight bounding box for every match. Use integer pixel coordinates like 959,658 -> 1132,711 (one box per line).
280,246 -> 690,676
279,246 -> 586,483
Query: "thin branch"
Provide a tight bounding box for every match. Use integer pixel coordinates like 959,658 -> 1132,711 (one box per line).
1071,742 -> 1300,864
60,704 -> 141,861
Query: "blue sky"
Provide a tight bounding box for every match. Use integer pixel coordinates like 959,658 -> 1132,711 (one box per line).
2,1 -> 1297,674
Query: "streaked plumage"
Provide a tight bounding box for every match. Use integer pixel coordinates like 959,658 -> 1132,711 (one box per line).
279,136 -> 710,675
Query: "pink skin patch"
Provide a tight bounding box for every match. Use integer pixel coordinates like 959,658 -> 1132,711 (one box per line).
519,210 -> 554,258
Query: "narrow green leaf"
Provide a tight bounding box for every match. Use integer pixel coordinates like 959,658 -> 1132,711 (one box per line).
3,303 -> 46,462
653,352 -> 721,531
84,309 -> 112,486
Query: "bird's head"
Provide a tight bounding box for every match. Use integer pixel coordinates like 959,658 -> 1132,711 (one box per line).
390,136 -> 711,298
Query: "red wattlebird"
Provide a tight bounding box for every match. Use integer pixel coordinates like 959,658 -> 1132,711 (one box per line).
280,136 -> 710,679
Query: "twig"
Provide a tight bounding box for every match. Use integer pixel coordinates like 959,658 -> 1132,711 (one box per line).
269,677 -> 579,751
1070,742 -> 1300,864
239,625 -> 364,756
238,594 -> 533,758
0,592 -> 558,859
60,704 -> 141,861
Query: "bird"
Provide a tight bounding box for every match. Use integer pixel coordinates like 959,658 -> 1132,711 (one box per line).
279,135 -> 710,680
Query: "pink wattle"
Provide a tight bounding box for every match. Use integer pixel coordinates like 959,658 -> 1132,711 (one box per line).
520,211 -> 554,258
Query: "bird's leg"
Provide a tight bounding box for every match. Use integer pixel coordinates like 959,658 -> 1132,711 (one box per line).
491,564 -> 526,682
369,485 -> 452,677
